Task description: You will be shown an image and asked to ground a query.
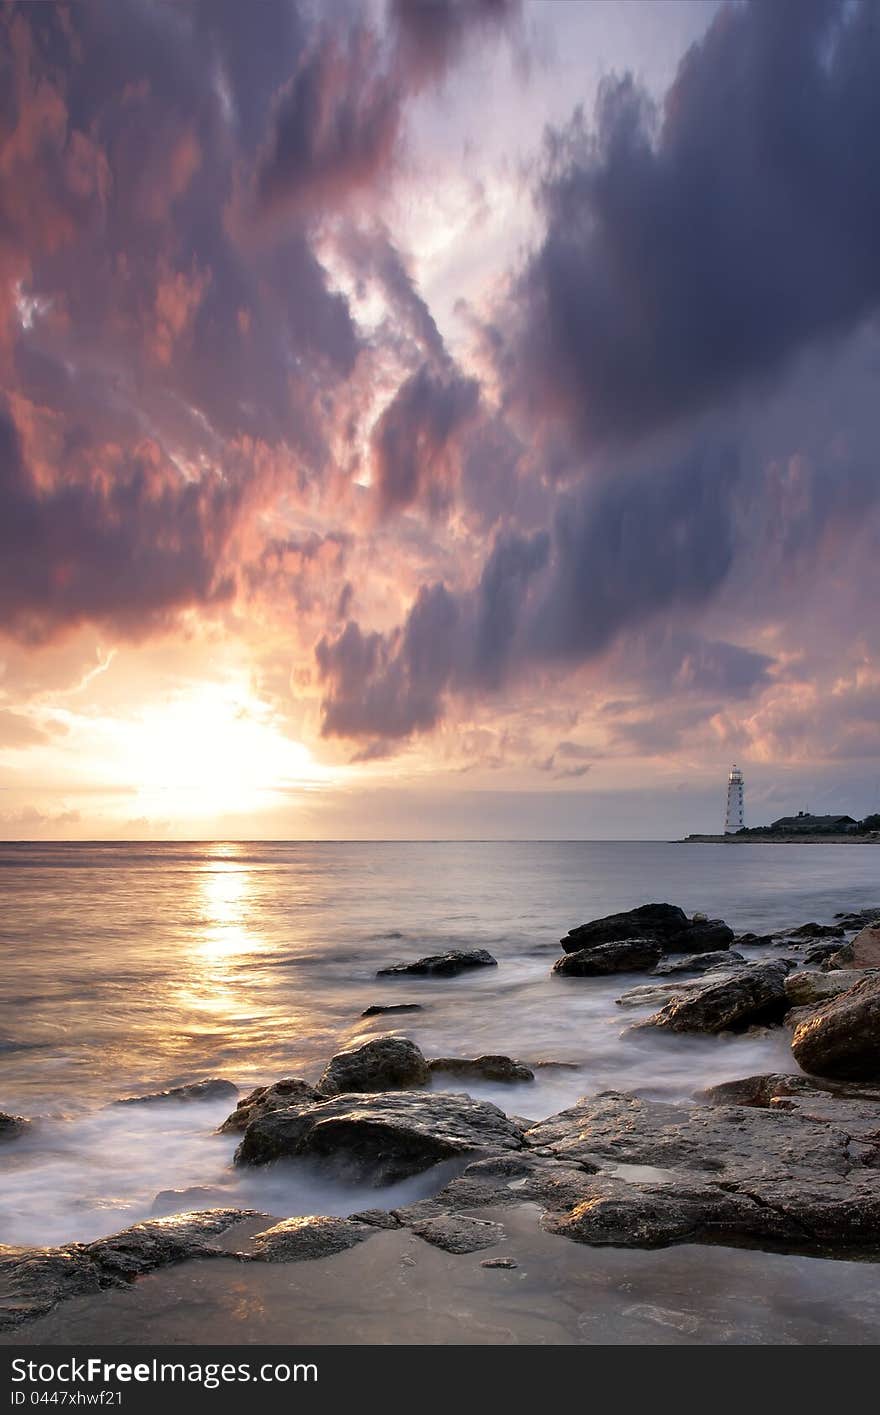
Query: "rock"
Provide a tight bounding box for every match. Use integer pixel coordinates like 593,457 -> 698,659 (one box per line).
151,1186 -> 230,1216
803,941 -> 846,965
218,1078 -> 319,1134
784,970 -> 866,1007
553,938 -> 662,976
361,1003 -> 424,1017
250,1216 -> 374,1262
561,904 -> 734,956
526,1091 -> 880,1254
636,960 -> 792,1034
732,933 -> 775,948
409,1214 -> 506,1254
112,1078 -> 238,1107
834,908 -> 880,930
651,950 -> 744,977
317,1035 -> 430,1096
697,1072 -> 880,1107
791,974 -> 880,1079
377,949 -> 497,977
835,925 -> 880,969
428,1055 -> 534,1083
0,1112 -> 30,1141
0,1210 -> 261,1331
481,1256 -> 518,1269
234,1090 -> 525,1184
561,903 -> 688,951
784,922 -> 846,940
347,1209 -> 401,1229
662,920 -> 735,954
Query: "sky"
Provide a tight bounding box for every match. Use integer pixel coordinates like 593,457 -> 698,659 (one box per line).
1,0 -> 880,841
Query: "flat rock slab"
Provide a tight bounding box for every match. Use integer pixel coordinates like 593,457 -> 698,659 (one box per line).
523,1091 -> 880,1252
249,1217 -> 374,1263
377,949 -> 497,978
409,1214 -> 506,1254
0,1210 -> 263,1331
361,1003 -> 424,1017
652,950 -> 744,977
234,1090 -> 526,1184
784,970 -> 865,1007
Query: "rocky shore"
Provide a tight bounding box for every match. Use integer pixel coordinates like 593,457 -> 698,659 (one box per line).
2,900 -> 879,1335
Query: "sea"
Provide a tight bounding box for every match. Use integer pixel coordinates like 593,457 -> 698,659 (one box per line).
1,839 -> 878,1248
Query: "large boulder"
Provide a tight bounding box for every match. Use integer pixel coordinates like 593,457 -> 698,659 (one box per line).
523,1090 -> 880,1253
791,974 -> 880,1079
561,904 -> 733,956
112,1078 -> 237,1107
234,1090 -> 525,1184
428,1055 -> 534,1083
218,1078 -> 319,1134
317,1036 -> 430,1096
561,903 -> 688,951
553,939 -> 662,976
377,949 -> 497,978
636,960 -> 792,1034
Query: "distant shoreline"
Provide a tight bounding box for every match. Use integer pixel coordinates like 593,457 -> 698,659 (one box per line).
680,833 -> 880,844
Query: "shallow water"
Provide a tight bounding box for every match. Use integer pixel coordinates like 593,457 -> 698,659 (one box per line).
1,839 -> 877,1245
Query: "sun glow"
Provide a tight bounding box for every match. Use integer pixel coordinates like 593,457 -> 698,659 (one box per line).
105,682 -> 333,819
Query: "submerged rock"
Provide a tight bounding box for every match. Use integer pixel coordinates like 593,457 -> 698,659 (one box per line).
377,949 -> 497,977
361,1003 -> 424,1017
553,939 -> 662,976
0,1112 -> 30,1141
525,1090 -> 880,1253
250,1216 -> 374,1263
428,1055 -> 534,1083
151,1186 -> 230,1216
0,1210 -> 261,1331
113,1078 -> 238,1108
636,960 -> 792,1034
318,1035 -> 430,1096
218,1078 -> 319,1134
791,974 -> 880,1079
784,922 -> 846,940
732,933 -> 775,949
409,1213 -> 506,1254
234,1090 -> 525,1184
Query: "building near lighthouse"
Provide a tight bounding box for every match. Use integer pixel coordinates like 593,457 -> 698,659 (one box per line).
724,765 -> 745,833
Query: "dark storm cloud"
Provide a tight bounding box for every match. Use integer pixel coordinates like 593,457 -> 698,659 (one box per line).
509,0 -> 880,448
0,406 -> 240,642
371,363 -> 480,515
389,0 -> 521,86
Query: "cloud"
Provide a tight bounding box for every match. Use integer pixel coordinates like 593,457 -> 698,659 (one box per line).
371,363 -> 480,515
507,0 -> 880,449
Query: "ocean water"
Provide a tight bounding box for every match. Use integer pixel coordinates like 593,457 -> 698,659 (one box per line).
1,839 -> 878,1247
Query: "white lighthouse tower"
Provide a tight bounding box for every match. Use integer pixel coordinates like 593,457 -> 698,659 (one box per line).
724,764 -> 745,833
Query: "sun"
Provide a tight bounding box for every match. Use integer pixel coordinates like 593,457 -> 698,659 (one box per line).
106,682 -> 331,819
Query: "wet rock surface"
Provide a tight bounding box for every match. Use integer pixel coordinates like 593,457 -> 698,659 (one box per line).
791,974 -> 880,1079
553,939 -> 662,976
827,925 -> 880,970
784,970 -> 865,1007
233,1090 -> 526,1184
360,1003 -> 424,1017
218,1078 -> 320,1134
0,1113 -> 30,1141
377,949 -> 497,977
408,1214 -> 506,1254
0,1211 -> 261,1331
112,1079 -> 238,1108
651,950 -> 744,977
250,1216 -> 374,1263
317,1035 -> 430,1096
635,960 -> 792,1033
428,1055 -> 534,1082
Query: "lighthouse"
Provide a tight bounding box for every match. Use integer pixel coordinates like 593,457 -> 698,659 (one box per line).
724,764 -> 745,834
